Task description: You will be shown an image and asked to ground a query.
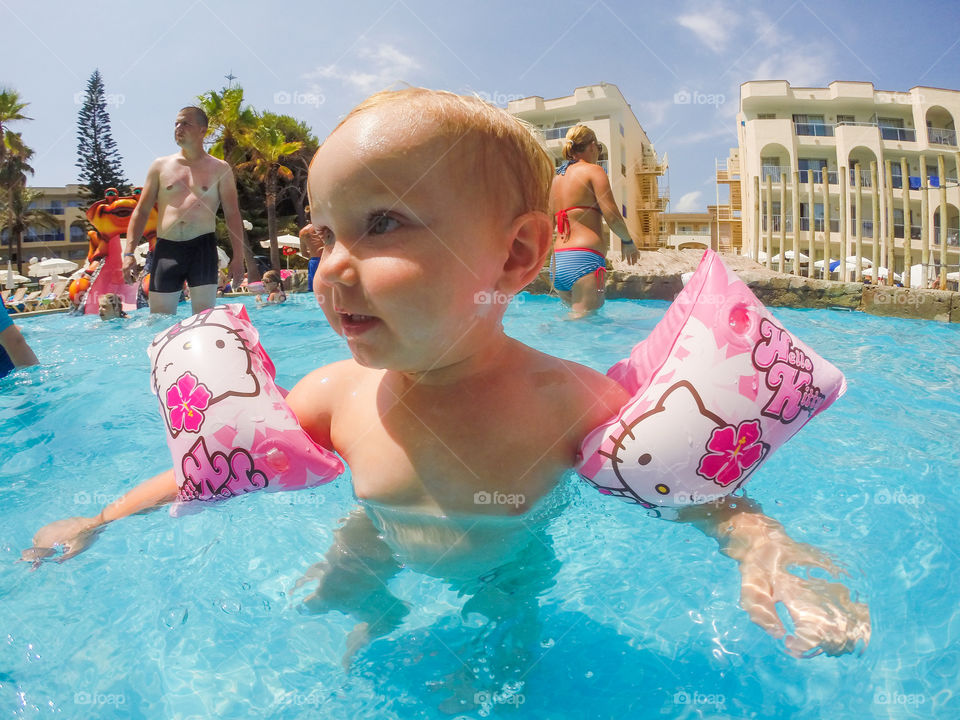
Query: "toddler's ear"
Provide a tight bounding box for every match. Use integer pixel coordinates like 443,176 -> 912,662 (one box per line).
498,211 -> 551,293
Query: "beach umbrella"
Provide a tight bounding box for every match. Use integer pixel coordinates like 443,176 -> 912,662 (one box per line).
908,263 -> 937,288
242,219 -> 253,231
260,234 -> 300,250
770,251 -> 809,266
4,270 -> 29,288
28,257 -> 78,277
846,255 -> 872,268
217,246 -> 230,270
862,266 -> 901,282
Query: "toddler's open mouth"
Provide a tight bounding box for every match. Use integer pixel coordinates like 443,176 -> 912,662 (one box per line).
338,312 -> 378,335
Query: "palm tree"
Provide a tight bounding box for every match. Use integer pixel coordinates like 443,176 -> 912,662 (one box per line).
0,88 -> 31,169
237,117 -> 303,271
0,89 -> 33,273
0,134 -> 37,274
198,86 -> 261,278
262,112 -> 319,227
0,185 -> 58,275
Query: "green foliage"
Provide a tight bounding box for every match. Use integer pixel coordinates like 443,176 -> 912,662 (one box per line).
0,88 -> 37,272
75,69 -> 129,201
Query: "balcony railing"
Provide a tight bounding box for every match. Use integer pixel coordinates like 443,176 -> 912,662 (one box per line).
761,166 -> 791,183
880,126 -> 916,142
928,127 -> 957,146
799,169 -> 838,184
795,122 -> 834,137
544,125 -> 577,141
849,168 -> 874,187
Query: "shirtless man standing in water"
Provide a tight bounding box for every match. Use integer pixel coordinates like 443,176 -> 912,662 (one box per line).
122,106 -> 245,315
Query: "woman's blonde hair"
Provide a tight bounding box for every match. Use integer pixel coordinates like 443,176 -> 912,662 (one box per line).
328,87 -> 554,215
562,124 -> 599,161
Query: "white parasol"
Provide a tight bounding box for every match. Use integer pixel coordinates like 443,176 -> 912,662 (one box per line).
28,257 -> 79,277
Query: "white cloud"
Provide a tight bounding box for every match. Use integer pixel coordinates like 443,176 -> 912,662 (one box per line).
305,44 -> 420,95
676,7 -> 738,53
673,190 -> 703,211
668,125 -> 736,147
634,99 -> 673,128
748,48 -> 833,87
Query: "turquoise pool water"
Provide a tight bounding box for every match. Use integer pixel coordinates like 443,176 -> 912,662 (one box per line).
2,295 -> 958,719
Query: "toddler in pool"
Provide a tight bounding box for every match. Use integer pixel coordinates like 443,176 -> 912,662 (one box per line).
26,89 -> 869,666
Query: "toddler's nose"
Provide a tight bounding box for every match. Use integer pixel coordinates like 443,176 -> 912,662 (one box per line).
316,241 -> 358,287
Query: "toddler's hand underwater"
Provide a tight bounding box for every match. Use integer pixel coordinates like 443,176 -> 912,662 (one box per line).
737,540 -> 871,658
22,517 -> 101,567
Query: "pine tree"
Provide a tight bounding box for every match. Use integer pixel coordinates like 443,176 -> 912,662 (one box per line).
75,69 -> 129,200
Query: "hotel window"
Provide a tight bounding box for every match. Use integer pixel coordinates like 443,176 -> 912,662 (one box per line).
761,202 -> 783,232
757,113 -> 776,120
619,123 -> 624,136
793,114 -> 833,137
798,158 -> 828,183
799,202 -> 824,232
836,114 -> 855,125
889,161 -> 903,189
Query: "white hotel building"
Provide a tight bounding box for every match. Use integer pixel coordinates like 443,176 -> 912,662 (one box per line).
734,80 -> 959,285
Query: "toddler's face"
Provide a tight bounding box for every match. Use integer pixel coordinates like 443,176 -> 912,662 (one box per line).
308,108 -> 510,373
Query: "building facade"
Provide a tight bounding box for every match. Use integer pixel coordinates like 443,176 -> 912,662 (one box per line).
660,211 -> 713,250
1,184 -> 90,265
507,83 -> 668,252
733,80 -> 959,285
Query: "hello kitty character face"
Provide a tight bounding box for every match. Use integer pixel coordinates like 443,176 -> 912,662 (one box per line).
149,307 -> 260,438
588,381 -> 769,508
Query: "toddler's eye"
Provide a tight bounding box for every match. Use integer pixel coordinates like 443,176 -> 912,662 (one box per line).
368,213 -> 399,235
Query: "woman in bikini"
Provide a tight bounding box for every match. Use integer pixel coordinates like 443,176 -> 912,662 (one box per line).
549,124 -> 638,318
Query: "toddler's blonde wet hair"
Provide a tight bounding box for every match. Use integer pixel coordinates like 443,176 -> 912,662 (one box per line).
330,87 -> 554,216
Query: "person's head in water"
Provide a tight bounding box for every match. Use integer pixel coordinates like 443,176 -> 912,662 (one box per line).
98,293 -> 127,320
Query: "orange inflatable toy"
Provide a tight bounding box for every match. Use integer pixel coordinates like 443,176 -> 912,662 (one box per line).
69,188 -> 158,314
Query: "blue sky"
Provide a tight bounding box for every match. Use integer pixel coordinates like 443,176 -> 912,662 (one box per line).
3,0 -> 959,213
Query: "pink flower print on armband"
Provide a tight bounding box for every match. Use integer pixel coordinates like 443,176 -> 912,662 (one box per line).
166,371 -> 212,434
697,419 -> 765,487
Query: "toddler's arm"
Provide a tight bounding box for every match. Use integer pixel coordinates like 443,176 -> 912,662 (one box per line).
22,470 -> 178,565
680,497 -> 871,658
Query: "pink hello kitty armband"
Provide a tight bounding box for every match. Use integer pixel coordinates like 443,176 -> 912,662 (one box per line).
577,249 -> 846,518
148,304 -> 343,511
